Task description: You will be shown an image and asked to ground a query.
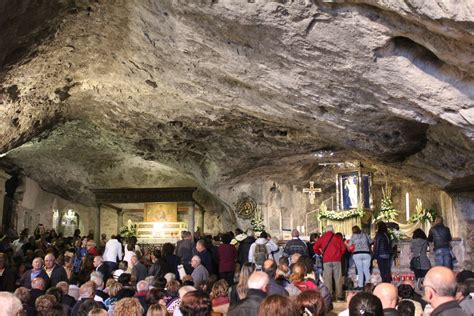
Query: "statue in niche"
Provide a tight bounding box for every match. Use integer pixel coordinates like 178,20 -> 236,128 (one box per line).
60,209 -> 79,237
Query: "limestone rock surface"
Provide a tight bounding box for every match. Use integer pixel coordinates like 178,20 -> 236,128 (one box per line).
0,0 -> 472,211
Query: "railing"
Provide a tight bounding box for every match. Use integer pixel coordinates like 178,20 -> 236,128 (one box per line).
136,221 -> 188,244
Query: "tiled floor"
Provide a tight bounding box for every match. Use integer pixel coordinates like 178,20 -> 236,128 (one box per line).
328,301 -> 348,316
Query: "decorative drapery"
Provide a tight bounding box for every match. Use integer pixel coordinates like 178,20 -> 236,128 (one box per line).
319,217 -> 362,236
394,221 -> 431,239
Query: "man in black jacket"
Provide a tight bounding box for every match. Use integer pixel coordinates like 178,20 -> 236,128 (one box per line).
44,253 -> 68,287
57,281 -> 76,308
263,260 -> 288,296
28,277 -> 46,308
131,255 -> 147,283
238,231 -> 256,265
196,240 -> 216,275
176,231 -> 196,274
93,256 -> 111,282
428,216 -> 453,268
424,266 -> 469,316
228,271 -> 268,316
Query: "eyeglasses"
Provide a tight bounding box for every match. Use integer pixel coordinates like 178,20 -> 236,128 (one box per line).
423,284 -> 438,294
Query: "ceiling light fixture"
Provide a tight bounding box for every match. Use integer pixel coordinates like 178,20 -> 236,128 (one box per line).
312,148 -> 335,158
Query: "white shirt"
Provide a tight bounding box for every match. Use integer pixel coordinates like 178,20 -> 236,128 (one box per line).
103,239 -> 123,263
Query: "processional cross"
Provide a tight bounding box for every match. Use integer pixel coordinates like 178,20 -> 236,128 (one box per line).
303,181 -> 321,204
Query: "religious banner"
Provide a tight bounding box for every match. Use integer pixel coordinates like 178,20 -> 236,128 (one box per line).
144,202 -> 178,222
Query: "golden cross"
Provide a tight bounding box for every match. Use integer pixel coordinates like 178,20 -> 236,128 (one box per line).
303,181 -> 322,204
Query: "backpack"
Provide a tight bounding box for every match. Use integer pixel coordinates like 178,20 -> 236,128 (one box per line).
254,243 -> 268,265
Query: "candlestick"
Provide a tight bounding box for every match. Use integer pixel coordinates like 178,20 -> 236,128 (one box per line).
406,192 -> 410,221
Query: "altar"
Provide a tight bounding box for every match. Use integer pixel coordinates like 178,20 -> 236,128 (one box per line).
92,187 -> 199,245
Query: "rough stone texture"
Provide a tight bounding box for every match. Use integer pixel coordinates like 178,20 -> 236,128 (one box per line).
0,0 -> 472,235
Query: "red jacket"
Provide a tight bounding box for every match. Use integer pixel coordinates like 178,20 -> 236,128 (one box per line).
313,232 -> 346,262
218,244 -> 237,273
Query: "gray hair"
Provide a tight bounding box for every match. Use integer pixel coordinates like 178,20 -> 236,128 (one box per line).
136,280 -> 149,292
247,271 -> 269,290
0,292 -> 22,316
90,271 -> 104,286
178,286 -> 197,298
164,273 -> 176,283
191,255 -> 201,264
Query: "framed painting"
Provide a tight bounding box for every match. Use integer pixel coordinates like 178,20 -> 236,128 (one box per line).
144,202 -> 178,222
338,171 -> 371,210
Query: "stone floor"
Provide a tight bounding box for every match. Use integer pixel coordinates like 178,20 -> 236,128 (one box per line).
329,301 -> 347,316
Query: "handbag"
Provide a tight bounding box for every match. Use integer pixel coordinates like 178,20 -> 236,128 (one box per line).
450,249 -> 458,266
410,256 -> 421,270
410,240 -> 426,271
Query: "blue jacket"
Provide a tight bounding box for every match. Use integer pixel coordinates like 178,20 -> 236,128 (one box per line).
374,232 -> 392,259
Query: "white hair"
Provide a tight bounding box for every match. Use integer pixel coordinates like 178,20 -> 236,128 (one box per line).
90,271 -> 104,286
326,225 -> 334,232
178,286 -> 197,298
0,292 -> 22,316
164,272 -> 176,283
191,255 -> 201,264
137,280 -> 149,292
247,271 -> 269,290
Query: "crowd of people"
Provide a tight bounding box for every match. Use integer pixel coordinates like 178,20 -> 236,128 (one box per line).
0,215 -> 472,316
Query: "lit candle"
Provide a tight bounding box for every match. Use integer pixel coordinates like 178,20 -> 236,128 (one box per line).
406,192 -> 410,221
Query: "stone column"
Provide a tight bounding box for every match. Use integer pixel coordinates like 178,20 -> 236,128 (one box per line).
188,203 -> 195,239
200,209 -> 205,234
117,209 -> 123,235
95,204 -> 101,245
0,171 -> 11,226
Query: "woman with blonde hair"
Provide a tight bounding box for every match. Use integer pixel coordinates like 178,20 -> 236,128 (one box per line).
290,262 -> 317,292
104,281 -> 123,312
229,262 -> 256,305
146,303 -> 169,316
211,279 -> 230,315
113,297 -> 143,316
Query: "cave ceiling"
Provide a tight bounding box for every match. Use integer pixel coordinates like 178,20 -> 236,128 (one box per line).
0,0 -> 473,206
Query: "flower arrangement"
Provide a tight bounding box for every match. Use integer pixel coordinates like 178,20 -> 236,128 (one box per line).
387,227 -> 407,242
373,186 -> 398,223
409,199 -> 437,223
250,207 -> 265,232
119,219 -> 137,238
318,201 -> 364,221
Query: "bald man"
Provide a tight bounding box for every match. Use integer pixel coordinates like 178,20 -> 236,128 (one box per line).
374,283 -> 400,316
228,271 -> 268,316
423,266 -> 469,316
263,260 -> 288,296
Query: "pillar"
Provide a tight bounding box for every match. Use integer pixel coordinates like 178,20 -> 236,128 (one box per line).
95,204 -> 101,245
188,203 -> 195,239
200,209 -> 205,234
117,209 -> 123,235
0,171 -> 11,226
